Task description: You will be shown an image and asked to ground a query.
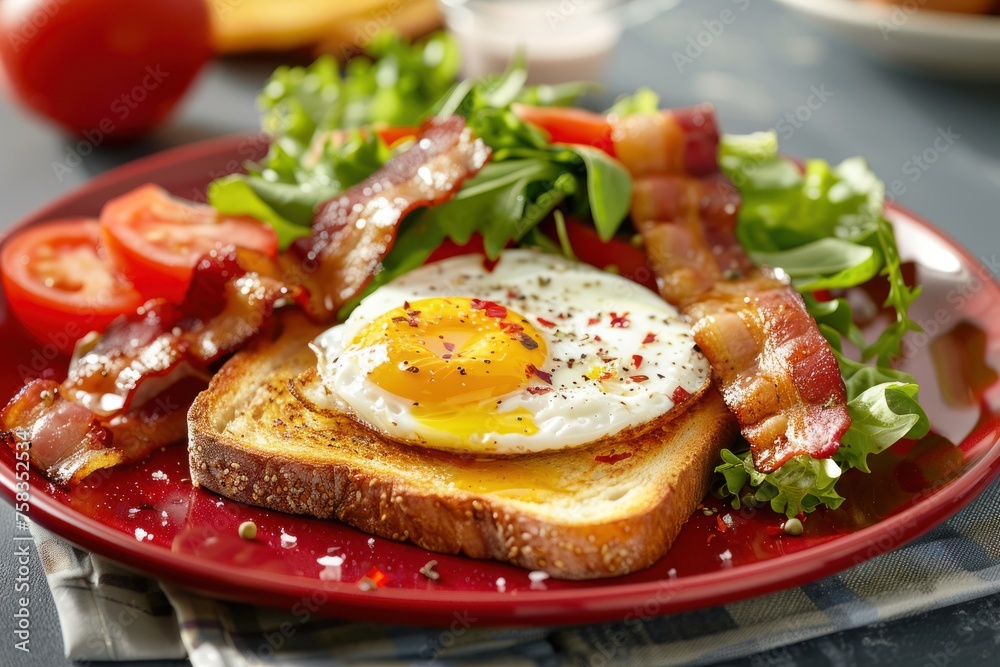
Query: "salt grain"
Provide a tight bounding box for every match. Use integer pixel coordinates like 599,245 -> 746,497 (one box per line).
419,560 -> 440,581
528,570 -> 549,590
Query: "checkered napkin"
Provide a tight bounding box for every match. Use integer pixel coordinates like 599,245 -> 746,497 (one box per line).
30,477 -> 1000,666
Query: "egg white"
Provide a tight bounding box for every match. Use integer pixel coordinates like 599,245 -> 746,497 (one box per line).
311,249 -> 710,455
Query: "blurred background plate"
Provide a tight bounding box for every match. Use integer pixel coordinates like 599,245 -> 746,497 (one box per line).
773,0 -> 1000,79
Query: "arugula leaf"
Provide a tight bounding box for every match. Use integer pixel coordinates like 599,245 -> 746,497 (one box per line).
804,296 -> 867,351
750,238 -> 880,291
566,145 -> 633,241
864,216 -> 924,365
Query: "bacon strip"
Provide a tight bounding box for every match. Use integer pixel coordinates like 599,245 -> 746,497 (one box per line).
2,117 -> 490,485
609,104 -> 720,179
633,174 -> 850,473
289,116 -> 490,316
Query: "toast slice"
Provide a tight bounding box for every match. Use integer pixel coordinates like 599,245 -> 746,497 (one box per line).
188,313 -> 738,579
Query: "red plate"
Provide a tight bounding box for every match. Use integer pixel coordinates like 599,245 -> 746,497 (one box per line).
2,136 -> 999,627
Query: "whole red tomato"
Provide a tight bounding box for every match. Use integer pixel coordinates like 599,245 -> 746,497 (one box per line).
0,0 -> 212,137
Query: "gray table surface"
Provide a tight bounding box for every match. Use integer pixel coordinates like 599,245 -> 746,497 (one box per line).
2,1 -> 999,665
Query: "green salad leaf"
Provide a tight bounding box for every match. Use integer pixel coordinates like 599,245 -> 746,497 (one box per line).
208,31 -> 614,260
208,32 -> 459,248
716,449 -> 845,518
715,132 -> 929,518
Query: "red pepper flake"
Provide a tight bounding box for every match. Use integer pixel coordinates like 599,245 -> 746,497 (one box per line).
470,299 -> 507,319
595,452 -> 632,465
537,317 -> 556,328
630,375 -> 649,382
631,354 -> 643,369
526,386 -> 552,395
716,515 -> 729,533
587,316 -> 601,326
671,385 -> 691,403
610,312 -> 630,328
642,332 -> 657,345
500,321 -> 524,334
526,364 -> 552,385
765,524 -> 784,538
362,565 -> 388,588
507,289 -> 519,300
403,300 -> 411,309
594,335 -> 602,342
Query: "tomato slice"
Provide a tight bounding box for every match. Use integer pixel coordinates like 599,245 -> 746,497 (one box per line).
546,217 -> 659,292
512,104 -> 616,156
1,219 -> 145,355
100,185 -> 279,303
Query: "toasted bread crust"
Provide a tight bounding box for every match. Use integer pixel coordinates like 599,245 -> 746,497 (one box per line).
188,314 -> 738,579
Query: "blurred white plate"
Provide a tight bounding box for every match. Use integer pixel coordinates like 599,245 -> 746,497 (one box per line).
774,0 -> 1000,79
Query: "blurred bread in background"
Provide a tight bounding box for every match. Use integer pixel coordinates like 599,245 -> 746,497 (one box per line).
208,0 -> 442,55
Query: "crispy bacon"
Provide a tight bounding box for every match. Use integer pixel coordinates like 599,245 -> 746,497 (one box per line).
289,116 -> 490,316
609,104 -> 720,178
2,117 -> 490,485
633,173 -> 850,473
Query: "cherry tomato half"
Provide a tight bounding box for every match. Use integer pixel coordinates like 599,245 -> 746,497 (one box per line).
1,219 -> 145,355
545,217 -> 659,292
100,184 -> 279,303
512,104 -> 616,156
0,0 -> 212,137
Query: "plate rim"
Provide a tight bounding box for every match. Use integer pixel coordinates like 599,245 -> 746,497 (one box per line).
2,134 -> 1000,626
774,0 -> 1000,41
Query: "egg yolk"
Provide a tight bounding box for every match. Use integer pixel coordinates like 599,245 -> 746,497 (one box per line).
350,298 -> 548,438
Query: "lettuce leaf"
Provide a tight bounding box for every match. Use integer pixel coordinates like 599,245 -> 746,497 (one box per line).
207,32 -> 458,248
716,449 -> 845,518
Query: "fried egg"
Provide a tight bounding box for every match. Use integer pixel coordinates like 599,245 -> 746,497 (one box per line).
311,249 -> 710,455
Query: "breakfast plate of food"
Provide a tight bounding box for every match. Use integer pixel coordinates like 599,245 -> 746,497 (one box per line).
774,0 -> 1000,79
2,35 -> 999,626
